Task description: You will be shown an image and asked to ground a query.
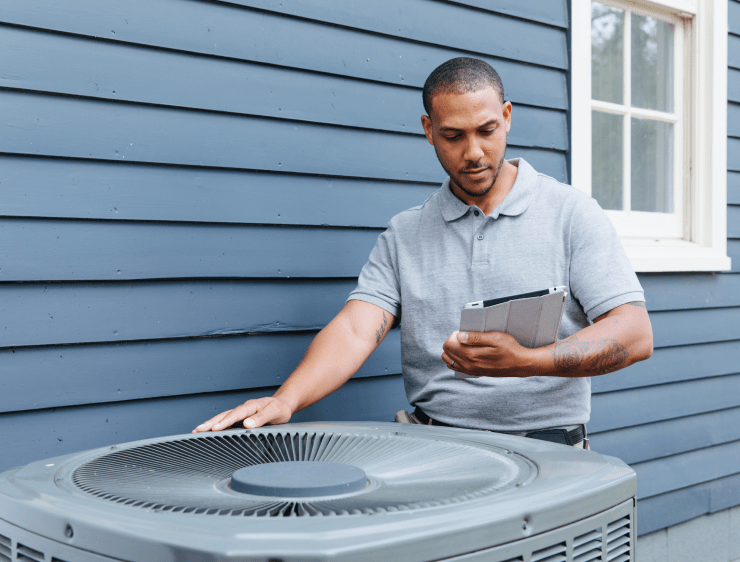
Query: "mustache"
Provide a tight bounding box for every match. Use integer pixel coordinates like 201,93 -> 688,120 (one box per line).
460,164 -> 489,172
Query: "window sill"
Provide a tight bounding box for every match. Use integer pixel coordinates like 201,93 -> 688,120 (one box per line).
621,238 -> 732,272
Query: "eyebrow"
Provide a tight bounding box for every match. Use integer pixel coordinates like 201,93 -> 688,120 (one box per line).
439,119 -> 499,132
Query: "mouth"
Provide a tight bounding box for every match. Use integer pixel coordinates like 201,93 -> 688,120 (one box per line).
461,167 -> 489,177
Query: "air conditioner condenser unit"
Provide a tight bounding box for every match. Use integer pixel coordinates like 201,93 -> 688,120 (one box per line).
0,421 -> 635,562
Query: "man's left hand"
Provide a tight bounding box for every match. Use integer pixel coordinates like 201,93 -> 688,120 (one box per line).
441,330 -> 535,378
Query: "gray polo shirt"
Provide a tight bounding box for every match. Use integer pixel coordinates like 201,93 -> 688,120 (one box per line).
348,159 -> 644,431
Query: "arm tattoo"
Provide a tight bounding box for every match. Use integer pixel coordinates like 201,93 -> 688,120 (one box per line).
375,311 -> 388,344
626,301 -> 647,309
553,335 -> 629,375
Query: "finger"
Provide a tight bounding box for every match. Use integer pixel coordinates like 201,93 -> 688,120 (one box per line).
193,409 -> 234,433
441,351 -> 462,371
212,401 -> 262,431
457,330 -> 502,346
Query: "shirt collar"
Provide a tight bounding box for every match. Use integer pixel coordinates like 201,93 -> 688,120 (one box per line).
438,158 -> 537,222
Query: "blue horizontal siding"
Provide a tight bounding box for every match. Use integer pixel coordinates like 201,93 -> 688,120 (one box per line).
729,205 -> 740,238
729,136 -> 740,171
634,439 -> 740,500
6,276 -> 740,347
0,157 -> 438,228
0,219 -> 378,281
223,0 -> 569,69
0,90 -> 567,182
0,331 -> 402,414
0,375 -> 409,473
0,25 -> 569,147
0,280 -> 356,347
640,271 -> 740,310
0,90 -> 442,181
590,374 -> 740,433
649,307 -> 740,347
729,172 -> 740,204
730,34 -> 740,70
637,472 -> 740,535
729,68 -> 740,103
0,5 -> 568,110
590,407 -> 740,465
592,340 -> 740,393
730,0 -> 740,35
728,239 -> 740,273
452,0 -> 568,27
729,102 -> 740,137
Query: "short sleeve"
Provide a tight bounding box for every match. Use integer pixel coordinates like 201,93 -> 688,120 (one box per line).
568,197 -> 645,321
347,222 -> 402,320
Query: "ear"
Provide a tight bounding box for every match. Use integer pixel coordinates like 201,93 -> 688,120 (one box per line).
502,101 -> 513,133
420,114 -> 434,145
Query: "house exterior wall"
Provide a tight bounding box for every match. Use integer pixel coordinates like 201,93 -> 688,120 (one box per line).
0,0 -> 737,539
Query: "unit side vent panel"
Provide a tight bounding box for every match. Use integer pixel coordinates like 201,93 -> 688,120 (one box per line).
606,516 -> 631,562
573,527 -> 602,562
16,543 -> 44,562
531,542 -> 567,562
0,534 -> 10,562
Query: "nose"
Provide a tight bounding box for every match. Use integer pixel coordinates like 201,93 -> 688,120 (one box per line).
463,137 -> 485,163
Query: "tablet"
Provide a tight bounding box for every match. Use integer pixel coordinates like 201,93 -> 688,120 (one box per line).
456,286 -> 567,379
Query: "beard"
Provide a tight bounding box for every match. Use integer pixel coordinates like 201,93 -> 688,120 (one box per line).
436,137 -> 507,199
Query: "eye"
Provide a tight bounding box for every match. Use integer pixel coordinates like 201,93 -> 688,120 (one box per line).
480,129 -> 495,135
443,134 -> 461,141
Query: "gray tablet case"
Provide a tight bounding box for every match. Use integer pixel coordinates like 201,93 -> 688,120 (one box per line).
456,287 -> 567,379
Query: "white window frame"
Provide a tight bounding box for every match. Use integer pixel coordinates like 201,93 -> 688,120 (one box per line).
571,0 -> 731,272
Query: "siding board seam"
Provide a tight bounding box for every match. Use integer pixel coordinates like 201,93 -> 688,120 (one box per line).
0,214 -> 389,231
0,152 -> 443,184
0,330 -> 328,352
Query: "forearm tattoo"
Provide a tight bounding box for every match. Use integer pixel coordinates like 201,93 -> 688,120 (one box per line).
552,335 -> 629,375
375,311 -> 388,344
626,301 -> 647,309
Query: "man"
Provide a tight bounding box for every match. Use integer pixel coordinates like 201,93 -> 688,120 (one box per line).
194,58 -> 653,445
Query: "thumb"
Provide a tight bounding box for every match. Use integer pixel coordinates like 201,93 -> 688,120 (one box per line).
457,330 -> 475,344
457,331 -> 497,346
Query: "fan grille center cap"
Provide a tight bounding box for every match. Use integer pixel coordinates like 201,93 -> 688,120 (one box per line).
231,461 -> 368,497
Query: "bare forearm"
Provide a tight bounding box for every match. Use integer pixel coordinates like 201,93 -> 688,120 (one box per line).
274,301 -> 392,413
532,302 -> 653,377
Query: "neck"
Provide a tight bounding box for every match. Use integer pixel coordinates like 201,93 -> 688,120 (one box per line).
450,160 -> 519,216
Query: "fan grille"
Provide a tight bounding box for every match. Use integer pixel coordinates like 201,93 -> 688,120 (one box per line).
71,430 -> 533,517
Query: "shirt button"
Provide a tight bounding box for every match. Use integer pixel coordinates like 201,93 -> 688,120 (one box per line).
477,234 -> 484,241
473,210 -> 480,216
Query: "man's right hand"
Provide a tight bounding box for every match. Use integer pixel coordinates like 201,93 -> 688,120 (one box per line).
192,396 -> 293,433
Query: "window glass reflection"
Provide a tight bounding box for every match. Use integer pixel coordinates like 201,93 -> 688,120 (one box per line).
592,2 -> 624,104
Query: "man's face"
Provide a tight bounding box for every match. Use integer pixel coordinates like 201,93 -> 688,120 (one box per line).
421,87 -> 512,198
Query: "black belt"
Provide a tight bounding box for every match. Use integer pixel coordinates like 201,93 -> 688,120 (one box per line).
412,407 -> 585,447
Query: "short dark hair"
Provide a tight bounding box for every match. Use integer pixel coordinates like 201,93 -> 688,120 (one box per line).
422,57 -> 505,116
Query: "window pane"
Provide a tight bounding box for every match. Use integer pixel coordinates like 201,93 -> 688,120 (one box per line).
631,13 -> 674,112
592,110 -> 623,210
591,2 -> 624,104
631,117 -> 674,212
